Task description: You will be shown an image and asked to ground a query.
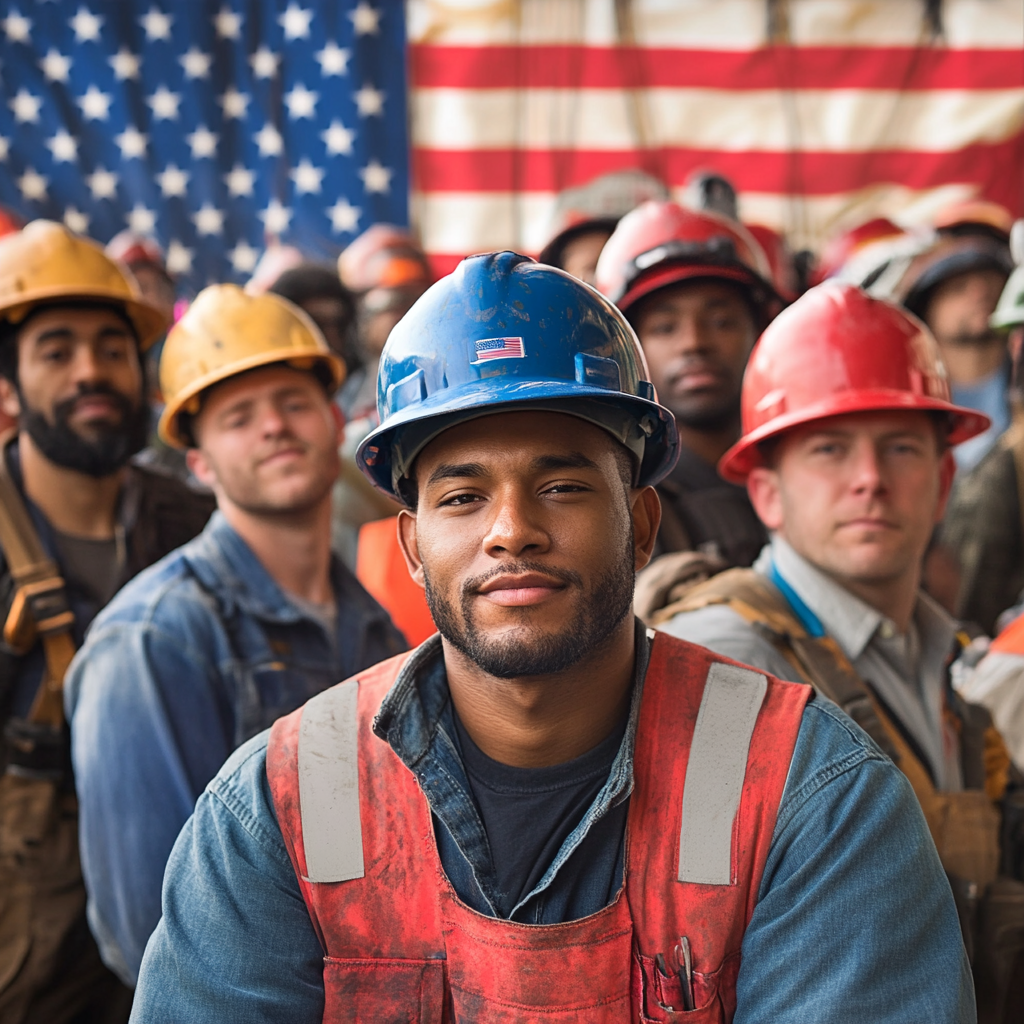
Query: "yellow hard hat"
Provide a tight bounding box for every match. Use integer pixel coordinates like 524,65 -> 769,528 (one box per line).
0,220 -> 169,349
158,283 -> 346,449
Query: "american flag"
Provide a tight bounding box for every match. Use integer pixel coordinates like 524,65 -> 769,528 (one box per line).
408,0 -> 1024,278
0,0 -> 408,293
473,335 -> 526,362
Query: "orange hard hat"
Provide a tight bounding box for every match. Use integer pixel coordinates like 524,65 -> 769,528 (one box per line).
594,201 -> 776,315
718,283 -> 990,483
933,198 -> 1013,242
337,224 -> 432,294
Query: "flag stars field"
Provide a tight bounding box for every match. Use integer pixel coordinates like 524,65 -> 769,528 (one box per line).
0,0 -> 409,290
69,7 -> 102,44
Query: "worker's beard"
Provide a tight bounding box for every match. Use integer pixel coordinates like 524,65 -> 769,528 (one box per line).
19,383 -> 148,478
424,534 -> 636,679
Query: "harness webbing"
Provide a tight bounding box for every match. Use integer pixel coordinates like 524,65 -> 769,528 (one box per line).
0,438 -> 76,728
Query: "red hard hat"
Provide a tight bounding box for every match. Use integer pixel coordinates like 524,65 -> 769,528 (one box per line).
813,217 -> 904,285
745,223 -> 799,303
718,282 -> 990,483
106,230 -> 169,273
594,201 -> 776,314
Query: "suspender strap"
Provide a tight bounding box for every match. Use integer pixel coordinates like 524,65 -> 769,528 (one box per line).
298,679 -> 365,883
0,441 -> 76,727
678,662 -> 767,885
671,568 -> 899,761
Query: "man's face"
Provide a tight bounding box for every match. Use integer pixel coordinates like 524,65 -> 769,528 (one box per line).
923,267 -> 1007,346
747,411 -> 952,590
187,364 -> 342,517
0,305 -> 147,476
922,267 -> 1008,386
399,411 -> 659,679
559,228 -> 613,286
631,278 -> 757,429
360,284 -> 429,360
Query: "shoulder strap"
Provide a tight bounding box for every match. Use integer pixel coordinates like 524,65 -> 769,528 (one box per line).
0,440 -> 76,726
665,568 -> 900,760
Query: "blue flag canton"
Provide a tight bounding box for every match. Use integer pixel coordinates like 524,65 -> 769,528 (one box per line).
0,0 -> 409,292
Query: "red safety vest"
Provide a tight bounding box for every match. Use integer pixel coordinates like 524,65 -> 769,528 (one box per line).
267,632 -> 810,1023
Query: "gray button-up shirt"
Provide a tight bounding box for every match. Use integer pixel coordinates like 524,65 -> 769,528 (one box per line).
662,536 -> 963,791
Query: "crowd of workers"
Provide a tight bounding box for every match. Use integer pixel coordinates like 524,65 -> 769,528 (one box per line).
0,166 -> 1023,1024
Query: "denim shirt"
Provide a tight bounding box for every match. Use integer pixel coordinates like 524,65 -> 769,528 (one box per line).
131,627 -> 974,1023
64,511 -> 406,985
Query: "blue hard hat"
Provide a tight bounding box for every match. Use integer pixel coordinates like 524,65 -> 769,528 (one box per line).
356,251 -> 679,501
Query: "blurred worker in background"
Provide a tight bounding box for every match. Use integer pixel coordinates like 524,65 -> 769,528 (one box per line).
132,253 -> 971,1023
268,263 -> 361,380
332,226 -> 433,567
105,232 -> 176,326
105,231 -> 187,481
658,283 -> 1024,1022
65,285 -> 406,987
892,205 -> 1014,474
0,221 -> 214,1024
938,222 -> 1024,634
596,201 -> 777,613
537,169 -> 668,286
337,223 -> 433,419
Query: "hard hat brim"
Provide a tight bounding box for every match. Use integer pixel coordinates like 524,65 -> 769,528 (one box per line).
158,348 -> 345,449
618,261 -> 773,314
1,285 -> 170,351
718,389 -> 991,484
357,377 -> 680,501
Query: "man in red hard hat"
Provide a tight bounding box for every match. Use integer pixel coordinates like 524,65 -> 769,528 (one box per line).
596,202 -> 778,606
657,282 -> 1023,1019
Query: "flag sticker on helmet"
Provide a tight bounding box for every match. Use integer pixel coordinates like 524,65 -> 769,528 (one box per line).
472,337 -> 526,363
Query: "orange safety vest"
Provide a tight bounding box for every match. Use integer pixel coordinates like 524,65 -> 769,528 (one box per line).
267,632 -> 810,1023
356,516 -> 436,647
990,611 -> 1024,656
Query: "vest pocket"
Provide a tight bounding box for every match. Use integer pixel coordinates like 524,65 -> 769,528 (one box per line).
322,957 -> 447,1023
635,950 -> 728,1022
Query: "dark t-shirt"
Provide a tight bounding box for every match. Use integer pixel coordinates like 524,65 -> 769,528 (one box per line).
453,709 -> 629,919
51,530 -> 122,609
655,443 -> 767,567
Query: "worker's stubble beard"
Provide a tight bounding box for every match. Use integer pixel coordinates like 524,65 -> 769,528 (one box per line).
423,528 -> 636,679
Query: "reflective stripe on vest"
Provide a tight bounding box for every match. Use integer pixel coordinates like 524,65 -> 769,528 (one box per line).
679,663 -> 768,885
299,679 -> 364,884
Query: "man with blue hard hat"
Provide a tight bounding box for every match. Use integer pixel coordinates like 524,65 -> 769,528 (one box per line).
131,253 -> 971,1023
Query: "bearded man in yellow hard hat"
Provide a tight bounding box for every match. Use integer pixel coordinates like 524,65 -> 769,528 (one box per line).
64,284 -> 406,990
0,222 -> 215,1024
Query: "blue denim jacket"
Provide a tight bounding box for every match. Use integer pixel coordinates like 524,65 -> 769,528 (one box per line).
131,629 -> 974,1023
65,511 -> 406,985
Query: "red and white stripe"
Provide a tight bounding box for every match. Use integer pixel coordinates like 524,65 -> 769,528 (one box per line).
408,0 -> 1024,278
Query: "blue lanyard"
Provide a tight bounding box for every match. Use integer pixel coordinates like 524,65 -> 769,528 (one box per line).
766,560 -> 827,639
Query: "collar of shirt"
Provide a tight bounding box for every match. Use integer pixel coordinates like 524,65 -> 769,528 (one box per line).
371,620 -> 651,919
756,536 -> 961,788
181,511 -> 343,627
